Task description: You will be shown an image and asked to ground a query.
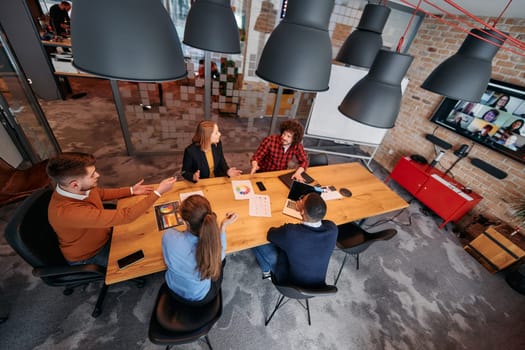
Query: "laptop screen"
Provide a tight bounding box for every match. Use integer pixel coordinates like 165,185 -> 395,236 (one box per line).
288,180 -> 321,200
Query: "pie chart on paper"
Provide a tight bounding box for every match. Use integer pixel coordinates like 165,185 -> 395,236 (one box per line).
231,180 -> 254,200
159,204 -> 174,214
236,185 -> 251,196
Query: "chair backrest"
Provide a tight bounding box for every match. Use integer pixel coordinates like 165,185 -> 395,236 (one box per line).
336,223 -> 367,252
156,283 -> 222,333
337,224 -> 398,254
274,280 -> 338,300
336,233 -> 375,254
4,188 -> 67,268
308,153 -> 328,167
149,283 -> 223,347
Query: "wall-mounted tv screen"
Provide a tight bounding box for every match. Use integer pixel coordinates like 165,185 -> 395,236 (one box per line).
430,79 -> 525,165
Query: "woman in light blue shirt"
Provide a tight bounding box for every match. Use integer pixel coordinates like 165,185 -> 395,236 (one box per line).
162,195 -> 237,303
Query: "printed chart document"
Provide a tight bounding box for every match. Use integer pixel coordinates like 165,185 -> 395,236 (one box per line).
231,180 -> 254,200
179,190 -> 205,202
249,194 -> 272,217
154,201 -> 184,230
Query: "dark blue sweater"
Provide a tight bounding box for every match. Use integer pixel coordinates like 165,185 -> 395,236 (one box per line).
268,220 -> 337,287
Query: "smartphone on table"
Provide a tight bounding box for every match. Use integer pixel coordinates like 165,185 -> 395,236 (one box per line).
117,250 -> 145,269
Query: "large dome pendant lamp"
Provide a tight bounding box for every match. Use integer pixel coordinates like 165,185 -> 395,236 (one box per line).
255,0 -> 335,92
417,0 -> 516,102
421,28 -> 507,102
338,49 -> 414,129
71,0 -> 187,82
338,0 -> 417,129
183,0 -> 241,54
183,0 -> 240,120
335,3 -> 391,68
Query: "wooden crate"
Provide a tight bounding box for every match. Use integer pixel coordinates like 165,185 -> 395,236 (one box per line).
464,225 -> 525,273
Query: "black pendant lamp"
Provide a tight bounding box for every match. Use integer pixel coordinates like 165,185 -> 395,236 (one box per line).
256,0 -> 334,92
183,0 -> 240,53
71,0 -> 187,82
336,3 -> 391,68
339,50 -> 414,129
421,28 -> 506,102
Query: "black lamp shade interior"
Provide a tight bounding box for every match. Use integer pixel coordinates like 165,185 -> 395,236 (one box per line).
183,0 -> 240,54
255,0 -> 334,92
336,4 -> 391,68
339,50 -> 414,129
71,0 -> 187,82
421,28 -> 506,102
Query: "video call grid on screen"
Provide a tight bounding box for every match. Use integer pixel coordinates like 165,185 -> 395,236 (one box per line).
431,79 -> 525,164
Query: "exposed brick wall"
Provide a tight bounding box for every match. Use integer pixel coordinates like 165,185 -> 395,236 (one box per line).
374,16 -> 525,226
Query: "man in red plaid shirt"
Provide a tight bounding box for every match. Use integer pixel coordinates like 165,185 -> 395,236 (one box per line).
250,120 -> 308,182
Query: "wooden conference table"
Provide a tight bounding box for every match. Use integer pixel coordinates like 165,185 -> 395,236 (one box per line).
106,163 -> 408,284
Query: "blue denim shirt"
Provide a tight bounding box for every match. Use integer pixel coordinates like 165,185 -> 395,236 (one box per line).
162,228 -> 226,301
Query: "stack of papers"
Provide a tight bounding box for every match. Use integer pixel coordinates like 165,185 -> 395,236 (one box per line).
231,180 -> 271,217
249,195 -> 271,217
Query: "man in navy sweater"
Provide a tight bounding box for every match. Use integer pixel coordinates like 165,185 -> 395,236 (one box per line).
252,193 -> 337,287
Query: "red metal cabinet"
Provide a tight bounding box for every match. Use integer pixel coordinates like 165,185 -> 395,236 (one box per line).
386,156 -> 482,228
388,157 -> 428,196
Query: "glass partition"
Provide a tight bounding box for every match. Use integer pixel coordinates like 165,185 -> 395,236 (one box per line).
32,0 -> 422,156
0,27 -> 59,163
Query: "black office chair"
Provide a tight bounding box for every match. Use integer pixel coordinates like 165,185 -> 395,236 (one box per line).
265,274 -> 337,326
4,188 -> 108,317
149,283 -> 222,350
308,153 -> 328,167
334,222 -> 397,285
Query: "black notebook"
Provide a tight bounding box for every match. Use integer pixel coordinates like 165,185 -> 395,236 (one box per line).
278,171 -> 315,188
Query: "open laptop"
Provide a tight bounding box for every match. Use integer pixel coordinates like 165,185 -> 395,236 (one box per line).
278,171 -> 315,188
282,180 -> 322,219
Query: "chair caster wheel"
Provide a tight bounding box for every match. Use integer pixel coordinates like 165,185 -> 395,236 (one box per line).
63,288 -> 74,296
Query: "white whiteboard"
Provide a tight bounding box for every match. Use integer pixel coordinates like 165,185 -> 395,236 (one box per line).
306,63 -> 408,145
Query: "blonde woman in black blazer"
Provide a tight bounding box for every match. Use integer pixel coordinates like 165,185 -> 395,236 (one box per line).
182,121 -> 242,183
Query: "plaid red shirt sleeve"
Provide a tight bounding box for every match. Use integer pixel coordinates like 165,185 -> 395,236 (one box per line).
293,143 -> 308,169
252,135 -> 308,172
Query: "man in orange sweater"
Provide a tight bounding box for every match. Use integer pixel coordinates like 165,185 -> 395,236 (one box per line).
46,152 -> 176,266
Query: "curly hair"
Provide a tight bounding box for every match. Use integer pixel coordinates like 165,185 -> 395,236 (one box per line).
279,120 -> 304,145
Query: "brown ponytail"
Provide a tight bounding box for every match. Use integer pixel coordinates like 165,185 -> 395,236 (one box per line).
180,195 -> 222,280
